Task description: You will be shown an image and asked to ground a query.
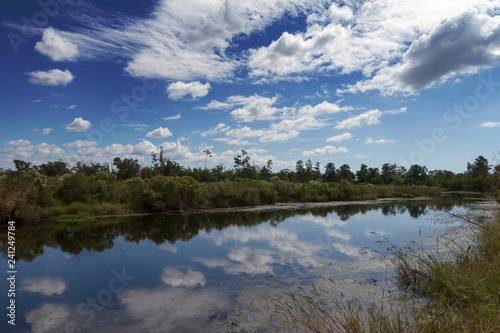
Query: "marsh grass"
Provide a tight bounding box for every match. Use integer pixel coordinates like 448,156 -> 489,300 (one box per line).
244,205 -> 500,332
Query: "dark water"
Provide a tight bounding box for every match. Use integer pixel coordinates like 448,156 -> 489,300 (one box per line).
0,199 -> 485,332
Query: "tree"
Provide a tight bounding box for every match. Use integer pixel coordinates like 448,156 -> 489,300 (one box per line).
313,162 -> 321,181
405,164 -> 428,185
73,161 -> 109,176
13,159 -> 31,172
113,157 -> 141,180
324,163 -> 337,182
356,164 -> 368,183
381,163 -> 397,184
36,160 -> 70,177
470,156 -> 490,178
151,146 -> 182,176
234,150 -> 250,169
203,149 -> 212,169
339,164 -> 354,182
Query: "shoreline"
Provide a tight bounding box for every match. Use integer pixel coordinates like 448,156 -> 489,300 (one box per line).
57,195 -> 471,222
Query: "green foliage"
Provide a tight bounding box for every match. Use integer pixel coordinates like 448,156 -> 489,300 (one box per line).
57,173 -> 90,204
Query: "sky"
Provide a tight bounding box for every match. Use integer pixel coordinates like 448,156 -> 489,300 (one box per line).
1,0 -> 500,173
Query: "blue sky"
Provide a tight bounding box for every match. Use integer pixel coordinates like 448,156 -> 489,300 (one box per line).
1,0 -> 500,173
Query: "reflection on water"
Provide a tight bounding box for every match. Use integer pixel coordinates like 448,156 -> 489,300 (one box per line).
0,198 -> 479,332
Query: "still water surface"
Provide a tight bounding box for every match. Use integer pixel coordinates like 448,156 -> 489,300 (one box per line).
0,199 -> 482,332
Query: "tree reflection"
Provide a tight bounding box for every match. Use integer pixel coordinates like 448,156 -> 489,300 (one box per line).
0,198 -> 470,262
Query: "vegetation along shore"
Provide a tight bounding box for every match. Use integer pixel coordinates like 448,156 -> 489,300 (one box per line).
0,149 -> 498,223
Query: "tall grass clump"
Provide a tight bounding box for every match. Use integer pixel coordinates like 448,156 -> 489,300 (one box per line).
382,208 -> 500,331
244,207 -> 500,332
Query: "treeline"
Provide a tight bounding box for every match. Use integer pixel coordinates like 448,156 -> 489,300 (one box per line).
0,149 -> 498,223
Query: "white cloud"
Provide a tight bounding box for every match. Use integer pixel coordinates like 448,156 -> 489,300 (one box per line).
33,143 -> 66,157
365,137 -> 397,144
2,140 -> 33,159
163,113 -> 181,121
199,94 -> 285,122
65,117 -> 92,132
335,110 -> 383,129
166,81 -> 210,100
326,132 -> 353,142
225,126 -> 264,139
146,127 -> 173,138
68,104 -> 77,109
480,121 -> 500,128
339,11 -> 500,95
271,101 -> 351,131
132,140 -> 158,155
229,95 -> 283,122
259,129 -> 300,143
41,128 -> 52,135
158,141 -> 203,163
35,27 -> 79,61
55,0 -> 323,81
2,140 -> 66,159
302,145 -> 348,156
213,138 -> 252,146
27,69 -> 74,86
201,123 -> 230,136
63,140 -> 97,148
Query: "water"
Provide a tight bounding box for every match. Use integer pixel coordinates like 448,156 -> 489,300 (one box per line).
0,199 -> 485,332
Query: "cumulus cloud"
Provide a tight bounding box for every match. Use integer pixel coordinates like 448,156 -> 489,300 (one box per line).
302,145 -> 348,156
197,94 -> 285,122
201,123 -> 230,136
225,126 -> 264,139
229,95 -> 283,122
145,127 -> 173,138
480,121 -> 500,128
41,128 -> 52,135
63,140 -> 97,148
2,140 -> 66,159
33,143 -> 66,157
271,101 -> 350,131
326,132 -> 353,142
340,11 -> 500,95
27,69 -> 74,86
52,0 -> 323,81
65,117 -> 92,132
35,27 -> 79,61
166,81 -> 210,100
259,129 -> 300,143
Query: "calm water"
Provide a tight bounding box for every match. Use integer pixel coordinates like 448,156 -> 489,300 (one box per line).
0,199 -> 485,332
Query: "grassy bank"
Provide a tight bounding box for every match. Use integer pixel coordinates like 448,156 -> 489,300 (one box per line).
0,171 -> 446,223
242,204 -> 500,332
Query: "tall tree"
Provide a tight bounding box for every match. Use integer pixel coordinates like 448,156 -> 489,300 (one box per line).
324,163 -> 337,182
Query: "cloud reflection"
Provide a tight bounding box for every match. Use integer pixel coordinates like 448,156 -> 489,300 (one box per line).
196,247 -> 274,275
21,277 -> 67,296
161,268 -> 206,287
25,303 -> 70,333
